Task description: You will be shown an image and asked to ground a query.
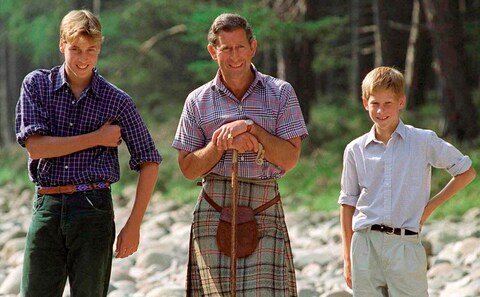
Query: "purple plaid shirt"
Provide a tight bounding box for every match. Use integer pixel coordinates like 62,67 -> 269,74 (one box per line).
172,65 -> 308,179
16,64 -> 161,186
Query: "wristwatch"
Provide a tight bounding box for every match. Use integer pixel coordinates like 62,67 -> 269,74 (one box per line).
245,119 -> 254,132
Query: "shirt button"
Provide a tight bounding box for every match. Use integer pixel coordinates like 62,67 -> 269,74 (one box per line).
241,156 -> 244,161
64,166 -> 69,169
69,123 -> 73,127
71,101 -> 75,105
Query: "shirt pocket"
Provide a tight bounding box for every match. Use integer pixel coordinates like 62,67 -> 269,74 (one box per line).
253,108 -> 277,135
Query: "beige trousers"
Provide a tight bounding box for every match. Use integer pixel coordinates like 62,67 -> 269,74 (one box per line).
351,228 -> 428,297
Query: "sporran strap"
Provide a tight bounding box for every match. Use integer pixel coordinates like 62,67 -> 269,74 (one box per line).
200,190 -> 280,214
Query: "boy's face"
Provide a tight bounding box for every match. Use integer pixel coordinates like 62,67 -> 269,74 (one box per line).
363,88 -> 406,134
59,36 -> 101,85
207,28 -> 257,84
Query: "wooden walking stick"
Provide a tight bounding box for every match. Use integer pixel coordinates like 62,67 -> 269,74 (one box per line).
230,149 -> 238,297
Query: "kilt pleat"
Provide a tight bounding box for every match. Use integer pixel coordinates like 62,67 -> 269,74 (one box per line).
186,174 -> 298,297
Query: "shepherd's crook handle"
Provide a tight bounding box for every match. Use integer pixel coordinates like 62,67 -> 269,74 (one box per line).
255,143 -> 265,165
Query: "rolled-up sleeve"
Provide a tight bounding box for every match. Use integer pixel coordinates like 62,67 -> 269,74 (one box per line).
427,131 -> 472,176
118,97 -> 161,171
15,74 -> 49,147
338,145 -> 360,206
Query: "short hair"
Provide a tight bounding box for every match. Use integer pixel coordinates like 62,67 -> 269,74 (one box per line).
60,10 -> 103,44
208,13 -> 255,47
362,66 -> 405,101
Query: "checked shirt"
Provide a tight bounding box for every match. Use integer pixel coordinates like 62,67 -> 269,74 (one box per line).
15,64 -> 161,186
172,64 -> 308,179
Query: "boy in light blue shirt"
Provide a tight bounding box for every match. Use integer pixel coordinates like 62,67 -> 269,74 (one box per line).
339,66 -> 476,297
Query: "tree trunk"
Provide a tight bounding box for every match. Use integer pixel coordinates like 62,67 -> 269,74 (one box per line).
405,0 -> 420,101
93,0 -> 101,15
279,0 -> 319,124
405,0 -> 431,109
422,0 -> 478,141
359,1 -> 376,101
284,38 -> 315,124
275,41 -> 285,81
372,0 -> 384,66
6,42 -> 17,144
0,32 -> 11,146
0,28 -> 17,145
377,0 -> 413,69
349,0 -> 361,101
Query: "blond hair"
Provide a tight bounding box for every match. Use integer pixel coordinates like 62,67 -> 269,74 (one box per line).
362,66 -> 405,101
60,10 -> 103,44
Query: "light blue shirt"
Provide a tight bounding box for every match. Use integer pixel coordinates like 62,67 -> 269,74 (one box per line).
338,121 -> 472,232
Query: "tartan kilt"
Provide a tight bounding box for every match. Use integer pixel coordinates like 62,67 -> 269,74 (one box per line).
186,174 -> 298,297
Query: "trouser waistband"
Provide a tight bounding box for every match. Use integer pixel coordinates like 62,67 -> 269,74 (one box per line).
371,224 -> 418,236
37,182 -> 110,195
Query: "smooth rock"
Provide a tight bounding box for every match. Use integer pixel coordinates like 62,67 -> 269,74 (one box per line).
0,265 -> 22,295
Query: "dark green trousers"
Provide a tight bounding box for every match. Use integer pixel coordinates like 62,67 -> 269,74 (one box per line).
21,189 -> 115,297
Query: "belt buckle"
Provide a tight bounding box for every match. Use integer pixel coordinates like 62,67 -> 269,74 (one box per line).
379,224 -> 394,235
385,225 -> 395,235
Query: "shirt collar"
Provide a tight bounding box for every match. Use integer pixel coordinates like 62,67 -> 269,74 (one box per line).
395,120 -> 407,140
53,64 -> 69,91
89,69 -> 101,96
365,120 -> 406,147
53,64 -> 100,98
211,63 -> 265,92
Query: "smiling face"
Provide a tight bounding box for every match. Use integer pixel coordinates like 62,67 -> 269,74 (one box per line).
59,35 -> 100,87
363,88 -> 406,140
207,28 -> 257,85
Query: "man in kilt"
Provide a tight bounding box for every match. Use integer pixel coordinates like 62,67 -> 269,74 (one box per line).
172,13 -> 308,296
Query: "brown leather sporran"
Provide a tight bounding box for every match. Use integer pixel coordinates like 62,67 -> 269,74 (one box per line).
201,190 -> 280,259
217,206 -> 258,258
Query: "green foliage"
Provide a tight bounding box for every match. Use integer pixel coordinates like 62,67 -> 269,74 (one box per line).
305,99 -> 371,154
2,0 -> 479,219
0,146 -> 31,190
94,0 -> 203,121
1,0 -> 66,65
1,0 -> 351,122
180,2 -> 284,82
464,18 -> 480,65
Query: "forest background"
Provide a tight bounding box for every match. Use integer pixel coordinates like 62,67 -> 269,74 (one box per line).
1,0 -> 479,219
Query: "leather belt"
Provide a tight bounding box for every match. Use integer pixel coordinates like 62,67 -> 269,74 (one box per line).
201,190 -> 280,214
371,224 -> 418,236
37,182 -> 110,195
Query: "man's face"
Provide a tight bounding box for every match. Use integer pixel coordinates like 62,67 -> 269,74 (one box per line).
59,36 -> 101,85
207,28 -> 257,83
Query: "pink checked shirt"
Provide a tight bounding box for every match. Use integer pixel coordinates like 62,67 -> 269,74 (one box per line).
172,65 -> 308,179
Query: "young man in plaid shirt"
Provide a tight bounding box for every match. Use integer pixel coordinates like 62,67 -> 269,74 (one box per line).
15,9 -> 161,296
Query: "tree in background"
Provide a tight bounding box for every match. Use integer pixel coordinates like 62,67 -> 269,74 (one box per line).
269,0 -> 318,124
0,0 -> 67,146
349,0 -> 478,142
0,0 -> 479,146
404,0 -> 432,109
422,0 -> 479,141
